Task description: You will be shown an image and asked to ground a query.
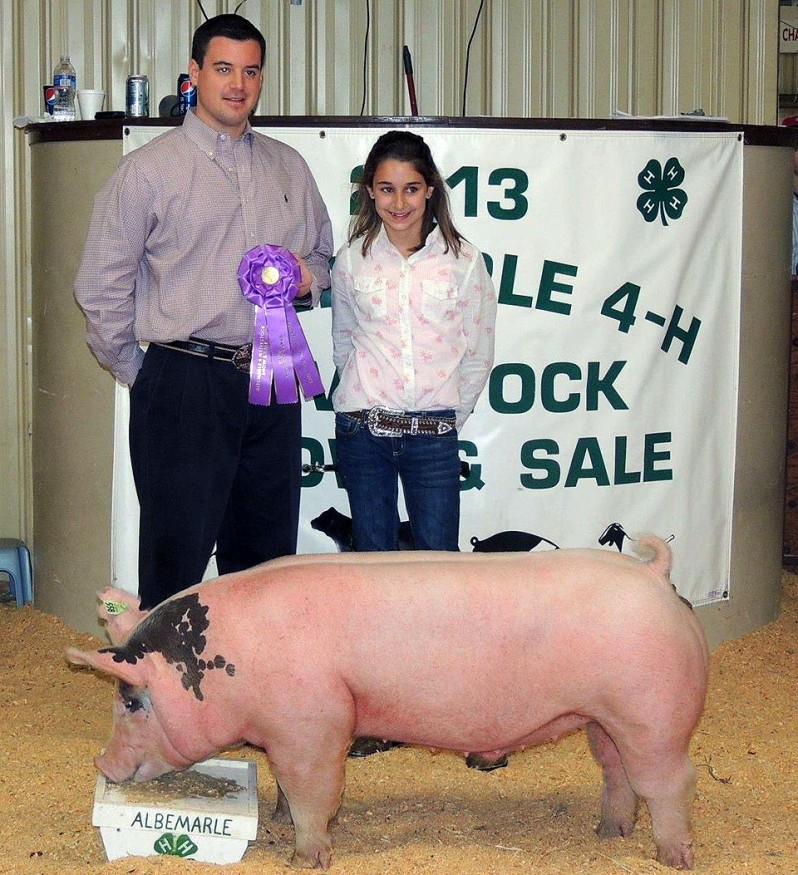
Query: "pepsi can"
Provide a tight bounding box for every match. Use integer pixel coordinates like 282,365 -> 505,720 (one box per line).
126,74 -> 150,117
42,84 -> 58,117
177,73 -> 197,115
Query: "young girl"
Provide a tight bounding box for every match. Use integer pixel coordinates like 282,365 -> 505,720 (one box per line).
332,130 -> 497,552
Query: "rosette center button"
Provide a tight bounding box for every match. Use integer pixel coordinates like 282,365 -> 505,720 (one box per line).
261,266 -> 280,286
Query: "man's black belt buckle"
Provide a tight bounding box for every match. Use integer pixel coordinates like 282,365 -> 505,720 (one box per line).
231,344 -> 252,373
157,338 -> 252,373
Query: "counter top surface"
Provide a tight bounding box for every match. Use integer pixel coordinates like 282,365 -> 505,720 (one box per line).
25,115 -> 797,147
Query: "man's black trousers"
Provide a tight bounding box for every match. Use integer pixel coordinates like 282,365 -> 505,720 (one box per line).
129,343 -> 301,609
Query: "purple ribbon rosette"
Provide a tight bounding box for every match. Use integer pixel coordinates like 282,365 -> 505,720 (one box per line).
237,244 -> 324,405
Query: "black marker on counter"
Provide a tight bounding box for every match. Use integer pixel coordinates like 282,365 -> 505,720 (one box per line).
403,45 -> 418,116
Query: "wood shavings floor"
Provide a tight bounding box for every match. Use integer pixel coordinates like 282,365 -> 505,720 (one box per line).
0,573 -> 796,874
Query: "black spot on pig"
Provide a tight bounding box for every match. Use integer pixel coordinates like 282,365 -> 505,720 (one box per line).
119,680 -> 148,714
312,507 -> 415,551
470,531 -> 559,552
102,594 -> 235,702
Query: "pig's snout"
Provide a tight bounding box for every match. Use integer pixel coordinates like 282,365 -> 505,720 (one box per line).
95,750 -> 172,784
95,751 -> 135,784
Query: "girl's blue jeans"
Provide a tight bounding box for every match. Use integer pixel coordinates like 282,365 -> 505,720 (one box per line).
335,410 -> 461,552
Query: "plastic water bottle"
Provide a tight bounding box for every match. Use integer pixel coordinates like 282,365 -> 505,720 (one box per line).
52,55 -> 77,121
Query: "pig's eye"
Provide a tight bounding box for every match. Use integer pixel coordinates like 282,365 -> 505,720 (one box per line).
118,680 -> 150,714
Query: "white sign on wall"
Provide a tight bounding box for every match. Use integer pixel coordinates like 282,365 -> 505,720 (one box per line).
781,6 -> 798,52
115,124 -> 743,607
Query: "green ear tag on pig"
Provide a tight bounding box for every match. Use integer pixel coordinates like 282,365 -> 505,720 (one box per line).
103,600 -> 129,615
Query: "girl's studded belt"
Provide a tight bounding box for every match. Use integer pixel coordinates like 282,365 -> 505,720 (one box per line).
342,406 -> 456,437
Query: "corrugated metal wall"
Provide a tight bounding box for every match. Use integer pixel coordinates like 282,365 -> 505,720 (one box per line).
9,0 -> 781,119
0,0 -> 782,537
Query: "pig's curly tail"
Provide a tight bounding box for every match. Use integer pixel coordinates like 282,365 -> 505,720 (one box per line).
634,534 -> 672,581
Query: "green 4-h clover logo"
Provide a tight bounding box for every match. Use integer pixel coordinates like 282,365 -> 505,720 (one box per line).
636,157 -> 688,226
153,832 -> 198,857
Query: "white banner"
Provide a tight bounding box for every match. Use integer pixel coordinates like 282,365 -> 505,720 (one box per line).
115,124 -> 743,606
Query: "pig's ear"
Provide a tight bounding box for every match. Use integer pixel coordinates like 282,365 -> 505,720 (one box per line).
96,588 -> 146,646
65,647 -> 149,687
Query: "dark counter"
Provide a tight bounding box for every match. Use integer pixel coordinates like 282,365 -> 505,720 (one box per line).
26,115 -> 798,148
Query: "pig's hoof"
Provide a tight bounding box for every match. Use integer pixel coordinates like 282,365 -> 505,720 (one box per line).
595,817 -> 635,838
466,753 -> 509,772
656,840 -> 694,870
348,737 -> 402,758
291,846 -> 332,869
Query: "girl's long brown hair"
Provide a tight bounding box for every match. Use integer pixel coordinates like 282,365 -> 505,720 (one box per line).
349,130 -> 464,257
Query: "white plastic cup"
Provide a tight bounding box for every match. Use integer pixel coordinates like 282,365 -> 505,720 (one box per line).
77,89 -> 105,120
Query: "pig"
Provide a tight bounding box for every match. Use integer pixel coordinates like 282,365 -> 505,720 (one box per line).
66,536 -> 708,870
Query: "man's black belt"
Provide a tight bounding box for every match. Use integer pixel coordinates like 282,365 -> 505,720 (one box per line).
342,406 -> 456,437
155,338 -> 252,373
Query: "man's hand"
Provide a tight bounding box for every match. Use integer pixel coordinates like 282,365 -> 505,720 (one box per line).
293,254 -> 313,297
292,253 -> 314,310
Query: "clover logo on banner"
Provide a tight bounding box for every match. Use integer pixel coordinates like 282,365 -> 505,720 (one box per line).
153,833 -> 198,857
636,157 -> 688,226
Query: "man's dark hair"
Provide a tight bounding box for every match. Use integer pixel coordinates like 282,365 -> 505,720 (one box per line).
191,14 -> 266,68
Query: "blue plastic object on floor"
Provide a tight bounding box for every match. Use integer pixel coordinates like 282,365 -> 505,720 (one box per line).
0,538 -> 33,607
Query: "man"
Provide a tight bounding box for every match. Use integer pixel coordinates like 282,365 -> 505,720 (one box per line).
74,14 -> 333,609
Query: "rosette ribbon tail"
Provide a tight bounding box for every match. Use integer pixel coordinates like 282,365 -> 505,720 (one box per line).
237,244 -> 325,405
284,307 -> 325,401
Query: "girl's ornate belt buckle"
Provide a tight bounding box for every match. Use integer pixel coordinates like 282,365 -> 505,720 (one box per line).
367,406 -> 405,437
